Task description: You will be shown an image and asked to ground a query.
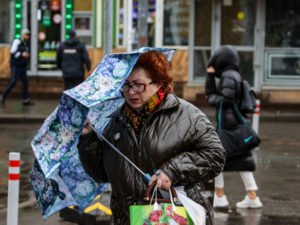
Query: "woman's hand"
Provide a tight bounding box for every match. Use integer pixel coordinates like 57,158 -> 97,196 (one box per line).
207,66 -> 215,74
82,120 -> 92,135
22,52 -> 30,58
149,170 -> 172,190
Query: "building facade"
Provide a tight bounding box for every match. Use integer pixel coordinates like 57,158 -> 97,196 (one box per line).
1,0 -> 300,103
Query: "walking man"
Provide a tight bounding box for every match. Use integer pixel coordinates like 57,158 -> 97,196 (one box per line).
56,30 -> 91,90
1,28 -> 33,106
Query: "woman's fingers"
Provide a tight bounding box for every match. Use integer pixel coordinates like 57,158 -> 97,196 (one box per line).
149,174 -> 157,186
156,172 -> 172,190
157,178 -> 163,189
82,120 -> 92,135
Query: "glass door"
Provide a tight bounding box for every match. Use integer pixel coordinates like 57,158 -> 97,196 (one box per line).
191,0 -> 212,81
220,0 -> 256,85
27,0 -> 64,76
37,0 -> 62,70
190,0 -> 257,85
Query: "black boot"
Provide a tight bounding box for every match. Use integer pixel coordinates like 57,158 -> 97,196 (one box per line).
23,99 -> 34,106
0,95 -> 5,106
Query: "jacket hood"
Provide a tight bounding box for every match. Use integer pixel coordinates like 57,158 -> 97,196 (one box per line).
64,37 -> 80,46
208,45 -> 239,77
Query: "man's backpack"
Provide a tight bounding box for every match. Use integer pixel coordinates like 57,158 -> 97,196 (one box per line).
239,80 -> 257,114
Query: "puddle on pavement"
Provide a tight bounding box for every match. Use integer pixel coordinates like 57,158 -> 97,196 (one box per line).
0,123 -> 41,209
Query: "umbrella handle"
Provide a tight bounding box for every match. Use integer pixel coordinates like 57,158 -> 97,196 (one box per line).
143,173 -> 151,185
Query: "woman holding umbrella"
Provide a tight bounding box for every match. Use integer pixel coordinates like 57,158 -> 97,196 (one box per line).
78,50 -> 226,225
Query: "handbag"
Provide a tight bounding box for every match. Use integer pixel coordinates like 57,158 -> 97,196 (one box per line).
129,183 -> 194,225
216,101 -> 260,157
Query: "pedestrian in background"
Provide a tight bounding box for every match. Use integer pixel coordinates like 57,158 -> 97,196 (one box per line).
205,45 -> 263,208
56,30 -> 91,90
78,50 -> 226,225
0,28 -> 34,106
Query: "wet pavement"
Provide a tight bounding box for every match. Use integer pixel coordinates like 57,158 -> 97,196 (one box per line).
0,98 -> 300,225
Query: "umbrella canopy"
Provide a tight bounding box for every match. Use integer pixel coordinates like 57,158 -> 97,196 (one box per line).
30,47 -> 175,218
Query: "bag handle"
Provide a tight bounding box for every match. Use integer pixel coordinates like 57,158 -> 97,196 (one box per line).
232,103 -> 248,124
217,101 -> 223,130
217,101 -> 248,130
144,182 -> 177,203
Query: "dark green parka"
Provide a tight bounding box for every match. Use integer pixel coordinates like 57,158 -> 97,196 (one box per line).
78,94 -> 226,225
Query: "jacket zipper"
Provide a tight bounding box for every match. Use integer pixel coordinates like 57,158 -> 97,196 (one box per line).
123,118 -> 139,200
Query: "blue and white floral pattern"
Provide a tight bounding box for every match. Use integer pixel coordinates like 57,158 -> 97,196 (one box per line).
30,48 -> 175,219
64,53 -> 139,107
30,160 -> 77,217
32,94 -> 89,177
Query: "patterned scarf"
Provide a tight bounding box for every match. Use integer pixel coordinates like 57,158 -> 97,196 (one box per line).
124,88 -> 166,136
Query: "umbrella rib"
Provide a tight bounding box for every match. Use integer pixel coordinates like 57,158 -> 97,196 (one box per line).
90,125 -> 146,177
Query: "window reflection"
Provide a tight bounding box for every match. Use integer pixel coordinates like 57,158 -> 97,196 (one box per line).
73,0 -> 93,46
194,0 -> 212,46
265,51 -> 300,77
163,0 -> 190,46
37,0 -> 61,70
193,50 -> 211,80
221,0 -> 256,46
239,52 -> 254,85
75,17 -> 90,30
0,0 -> 10,43
265,0 -> 300,47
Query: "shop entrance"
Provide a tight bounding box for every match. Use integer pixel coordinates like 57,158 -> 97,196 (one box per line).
189,0 -> 257,86
26,0 -> 65,76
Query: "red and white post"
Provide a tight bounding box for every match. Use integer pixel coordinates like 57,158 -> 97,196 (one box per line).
7,152 -> 20,225
252,99 -> 261,135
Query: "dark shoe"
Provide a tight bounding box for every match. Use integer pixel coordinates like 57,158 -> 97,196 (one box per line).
23,100 -> 34,106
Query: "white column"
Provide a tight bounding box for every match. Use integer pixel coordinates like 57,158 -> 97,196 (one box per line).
252,99 -> 261,135
7,152 -> 21,225
103,0 -> 113,54
125,0 -> 133,51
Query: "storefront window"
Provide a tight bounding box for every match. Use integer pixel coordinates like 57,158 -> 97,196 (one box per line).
265,50 -> 300,78
221,0 -> 256,46
74,0 -> 92,11
117,0 -> 125,47
193,50 -> 211,80
265,0 -> 300,47
73,0 -> 93,46
37,0 -> 62,70
265,0 -> 300,80
239,52 -> 254,86
194,0 -> 212,46
0,0 -> 11,43
163,0 -> 190,46
131,0 -> 156,48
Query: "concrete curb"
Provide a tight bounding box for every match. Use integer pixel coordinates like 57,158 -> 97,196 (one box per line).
0,115 -> 46,123
1,113 -> 300,123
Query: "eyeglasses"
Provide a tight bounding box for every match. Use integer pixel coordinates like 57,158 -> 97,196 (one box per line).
120,81 -> 153,93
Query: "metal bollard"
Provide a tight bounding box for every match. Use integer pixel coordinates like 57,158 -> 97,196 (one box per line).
7,152 -> 20,225
252,99 -> 260,135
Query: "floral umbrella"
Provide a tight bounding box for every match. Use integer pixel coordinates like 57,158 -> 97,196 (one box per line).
29,47 -> 175,219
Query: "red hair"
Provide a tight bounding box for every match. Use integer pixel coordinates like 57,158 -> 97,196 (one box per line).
134,51 -> 173,93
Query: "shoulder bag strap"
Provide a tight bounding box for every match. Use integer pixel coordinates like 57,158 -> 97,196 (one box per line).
217,101 -> 223,130
232,103 -> 248,124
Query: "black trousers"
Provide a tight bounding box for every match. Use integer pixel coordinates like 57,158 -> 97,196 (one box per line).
2,64 -> 29,101
63,76 -> 84,90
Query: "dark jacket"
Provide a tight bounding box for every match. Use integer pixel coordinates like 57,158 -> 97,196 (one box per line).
78,94 -> 226,225
205,46 -> 255,171
56,38 -> 91,78
10,39 -> 30,67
